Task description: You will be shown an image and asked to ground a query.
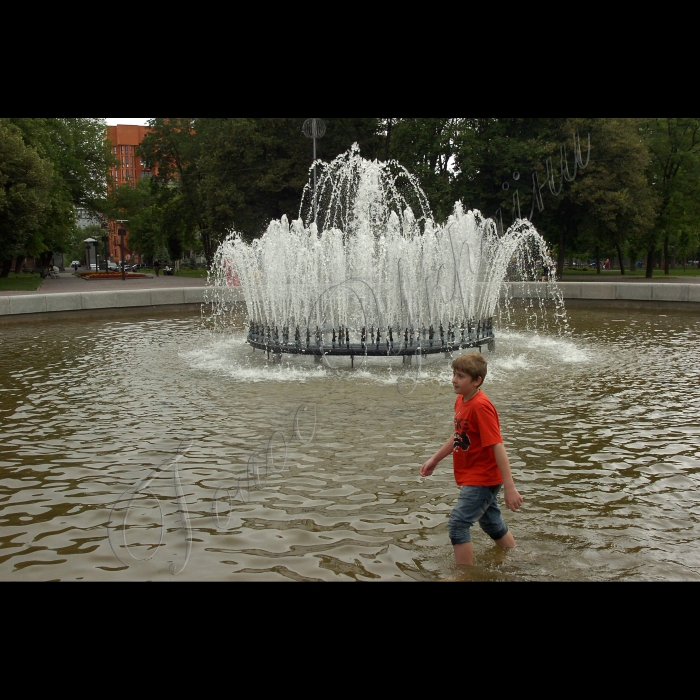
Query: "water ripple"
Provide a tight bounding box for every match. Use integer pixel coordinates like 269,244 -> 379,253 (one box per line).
1,307 -> 699,580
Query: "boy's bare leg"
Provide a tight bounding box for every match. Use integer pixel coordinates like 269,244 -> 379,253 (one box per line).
453,542 -> 474,566
495,531 -> 516,548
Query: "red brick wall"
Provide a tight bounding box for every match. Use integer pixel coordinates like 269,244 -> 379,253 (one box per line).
105,124 -> 155,263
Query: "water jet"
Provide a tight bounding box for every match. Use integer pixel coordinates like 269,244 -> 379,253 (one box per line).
208,145 -> 562,365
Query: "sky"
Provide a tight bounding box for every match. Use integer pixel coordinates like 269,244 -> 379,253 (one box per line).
105,118 -> 151,126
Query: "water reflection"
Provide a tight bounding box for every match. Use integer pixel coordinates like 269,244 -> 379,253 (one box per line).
0,307 -> 699,580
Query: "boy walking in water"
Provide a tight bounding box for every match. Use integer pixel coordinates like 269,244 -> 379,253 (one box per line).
420,353 -> 523,566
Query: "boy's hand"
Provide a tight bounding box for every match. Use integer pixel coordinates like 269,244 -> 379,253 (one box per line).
504,485 -> 523,512
420,459 -> 437,477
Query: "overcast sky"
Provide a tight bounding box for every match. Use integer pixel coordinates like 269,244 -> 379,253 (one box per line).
105,118 -> 151,126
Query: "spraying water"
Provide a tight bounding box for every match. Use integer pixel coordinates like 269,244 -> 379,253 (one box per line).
207,144 -> 564,361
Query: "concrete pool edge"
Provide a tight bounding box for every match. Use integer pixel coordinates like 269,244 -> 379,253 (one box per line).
0,287 -> 244,321
1,283 -> 700,320
508,282 -> 700,311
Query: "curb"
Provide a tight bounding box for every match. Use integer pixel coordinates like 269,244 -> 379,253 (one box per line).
0,287 -> 245,318
1,283 -> 699,319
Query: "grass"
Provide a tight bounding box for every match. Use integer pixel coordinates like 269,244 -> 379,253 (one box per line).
562,267 -> 700,277
139,267 -> 209,278
0,273 -> 44,292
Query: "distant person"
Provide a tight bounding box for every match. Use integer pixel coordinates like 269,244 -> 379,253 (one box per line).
419,353 -> 523,566
154,260 -> 160,277
604,258 -> 611,270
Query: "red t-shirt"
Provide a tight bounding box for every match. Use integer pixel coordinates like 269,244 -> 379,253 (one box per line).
453,390 -> 503,486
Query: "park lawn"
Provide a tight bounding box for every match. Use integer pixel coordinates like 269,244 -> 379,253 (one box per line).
0,274 -> 43,292
173,268 -> 209,278
141,267 -> 209,278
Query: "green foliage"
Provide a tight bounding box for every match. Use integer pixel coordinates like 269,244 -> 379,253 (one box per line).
137,118 -> 384,265
6,117 -> 699,281
109,180 -> 165,264
138,118 -> 207,263
562,118 -> 656,272
0,118 -> 111,274
64,223 -> 106,264
644,118 -> 700,274
387,118 -> 466,222
0,121 -> 53,273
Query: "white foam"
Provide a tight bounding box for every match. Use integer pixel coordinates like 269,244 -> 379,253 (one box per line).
182,325 -> 590,388
498,331 -> 590,364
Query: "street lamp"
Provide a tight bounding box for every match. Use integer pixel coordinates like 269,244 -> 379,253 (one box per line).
116,220 -> 128,281
302,118 -> 326,223
102,234 -> 110,273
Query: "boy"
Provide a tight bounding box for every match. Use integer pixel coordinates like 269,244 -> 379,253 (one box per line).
420,353 -> 523,566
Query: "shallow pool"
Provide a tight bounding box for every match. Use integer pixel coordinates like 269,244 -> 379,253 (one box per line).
1,306 -> 699,580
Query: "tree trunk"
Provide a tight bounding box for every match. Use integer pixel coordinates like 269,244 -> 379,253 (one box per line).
14,256 -> 25,275
664,235 -> 670,274
557,229 -> 566,279
201,229 -> 215,270
645,246 -> 654,278
0,259 -> 12,278
615,242 -> 625,275
596,244 -> 601,274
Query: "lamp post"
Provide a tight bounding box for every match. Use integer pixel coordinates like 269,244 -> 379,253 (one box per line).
116,220 -> 128,281
102,234 -> 110,273
302,118 -> 326,224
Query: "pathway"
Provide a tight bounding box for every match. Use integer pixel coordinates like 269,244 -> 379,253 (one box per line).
0,271 -> 208,296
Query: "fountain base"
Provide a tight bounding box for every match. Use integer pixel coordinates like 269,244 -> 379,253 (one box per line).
247,332 -> 495,359
247,317 -> 495,361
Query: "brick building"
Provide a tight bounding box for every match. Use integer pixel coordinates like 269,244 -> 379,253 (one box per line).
106,124 -> 154,264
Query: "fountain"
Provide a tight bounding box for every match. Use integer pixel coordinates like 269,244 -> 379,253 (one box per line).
3,145 -> 700,582
208,144 -> 561,365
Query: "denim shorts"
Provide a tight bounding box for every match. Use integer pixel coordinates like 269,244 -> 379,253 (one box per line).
448,484 -> 509,545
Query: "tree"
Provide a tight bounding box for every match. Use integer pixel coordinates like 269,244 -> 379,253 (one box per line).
139,118 -> 384,266
388,118 -> 466,222
645,118 -> 700,276
197,118 -> 384,243
558,118 -> 656,276
108,179 -> 166,264
0,122 -> 53,277
450,118 -> 656,277
1,118 -> 111,271
139,119 -> 211,263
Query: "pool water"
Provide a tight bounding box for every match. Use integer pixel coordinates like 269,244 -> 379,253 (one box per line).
1,306 -> 699,580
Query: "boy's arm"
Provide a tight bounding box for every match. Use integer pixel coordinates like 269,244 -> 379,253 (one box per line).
493,442 -> 523,512
420,436 -> 454,477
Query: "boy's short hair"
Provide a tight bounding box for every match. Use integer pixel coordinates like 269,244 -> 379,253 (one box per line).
452,353 -> 487,386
